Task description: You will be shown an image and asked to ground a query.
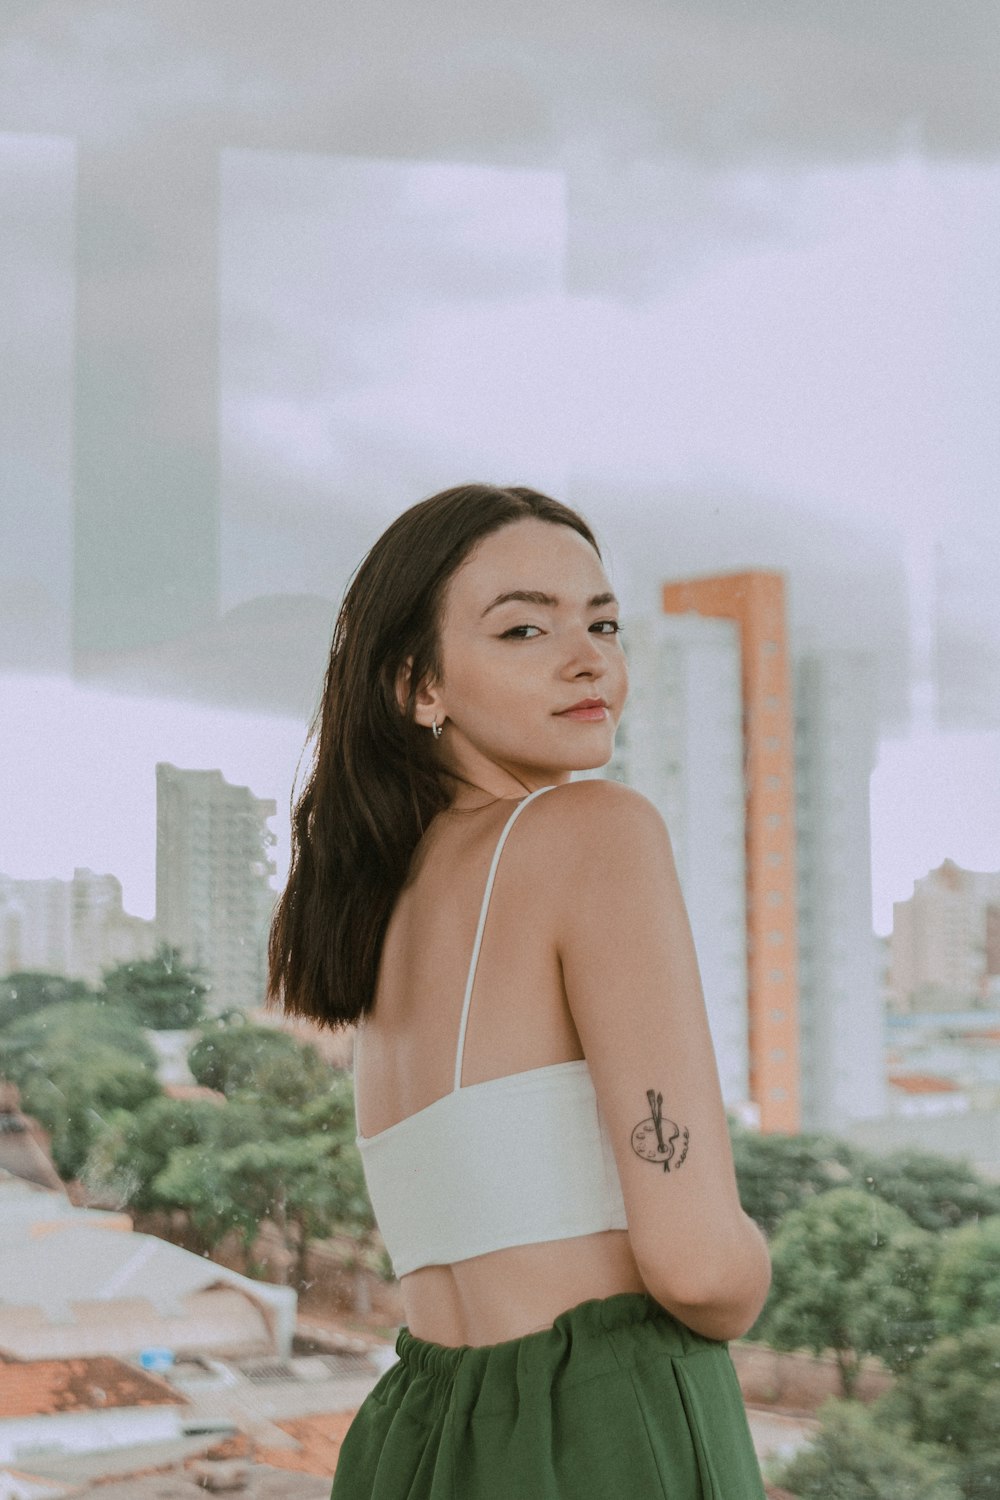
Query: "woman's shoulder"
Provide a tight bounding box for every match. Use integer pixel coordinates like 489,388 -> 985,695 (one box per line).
523,778 -> 671,871
535,776 -> 665,825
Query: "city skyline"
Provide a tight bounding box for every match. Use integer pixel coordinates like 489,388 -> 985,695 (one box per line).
3,658 -> 999,940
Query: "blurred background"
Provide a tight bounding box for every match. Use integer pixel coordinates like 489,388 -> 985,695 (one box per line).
2,5 -> 1000,1488
3,0 -> 1000,1116
3,2 -> 999,906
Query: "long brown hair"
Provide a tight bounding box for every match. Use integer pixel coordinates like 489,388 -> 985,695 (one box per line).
267,483 -> 601,1030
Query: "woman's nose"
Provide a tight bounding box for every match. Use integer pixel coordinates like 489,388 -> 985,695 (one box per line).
564,629 -> 605,675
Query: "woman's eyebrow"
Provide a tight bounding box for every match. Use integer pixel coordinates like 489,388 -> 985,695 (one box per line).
481,589 -> 618,617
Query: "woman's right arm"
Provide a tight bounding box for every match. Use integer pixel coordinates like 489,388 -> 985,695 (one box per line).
539,778 -> 771,1341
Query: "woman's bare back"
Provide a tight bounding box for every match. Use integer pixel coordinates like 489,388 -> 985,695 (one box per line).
352,795 -> 647,1347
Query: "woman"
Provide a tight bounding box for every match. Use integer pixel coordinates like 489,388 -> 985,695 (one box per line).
269,483 -> 771,1498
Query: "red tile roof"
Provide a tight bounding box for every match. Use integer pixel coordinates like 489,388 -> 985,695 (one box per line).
254,1411 -> 360,1478
0,1353 -> 187,1417
888,1072 -> 960,1093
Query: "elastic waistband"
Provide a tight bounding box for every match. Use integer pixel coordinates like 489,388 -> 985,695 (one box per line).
394,1292 -> 719,1385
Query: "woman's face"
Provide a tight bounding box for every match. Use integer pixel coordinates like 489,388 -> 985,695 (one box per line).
420,517 -> 628,798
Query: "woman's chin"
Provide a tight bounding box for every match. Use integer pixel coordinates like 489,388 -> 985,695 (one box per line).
569,750 -> 616,774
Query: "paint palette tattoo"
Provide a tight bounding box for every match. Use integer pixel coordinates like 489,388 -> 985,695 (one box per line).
631,1089 -> 690,1173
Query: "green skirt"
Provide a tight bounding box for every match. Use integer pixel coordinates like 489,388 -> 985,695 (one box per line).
330,1291 -> 766,1498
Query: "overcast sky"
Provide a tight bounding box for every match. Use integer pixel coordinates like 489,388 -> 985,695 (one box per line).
1,1 -> 999,939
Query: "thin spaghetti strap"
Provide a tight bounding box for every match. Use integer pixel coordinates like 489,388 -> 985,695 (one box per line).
453,785 -> 557,1090
352,1021 -> 362,1133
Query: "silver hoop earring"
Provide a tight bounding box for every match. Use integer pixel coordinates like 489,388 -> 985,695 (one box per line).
431,718 -> 443,740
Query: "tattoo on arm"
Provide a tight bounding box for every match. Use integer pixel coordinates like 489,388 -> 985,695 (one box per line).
631,1089 -> 690,1173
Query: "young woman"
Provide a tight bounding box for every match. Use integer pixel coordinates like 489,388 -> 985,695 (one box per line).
269,483 -> 771,1498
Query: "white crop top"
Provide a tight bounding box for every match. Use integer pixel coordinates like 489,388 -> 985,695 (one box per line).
353,784 -> 628,1278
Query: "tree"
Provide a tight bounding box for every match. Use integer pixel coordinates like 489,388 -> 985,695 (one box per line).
888,1325 -> 1000,1500
851,1147 -> 1000,1233
729,1121 -> 861,1236
294,1070 -> 363,1141
769,1397 -> 962,1500
757,1187 -> 937,1396
84,1092 -> 223,1210
866,1225 -> 943,1375
152,1140 -> 259,1253
153,1126 -> 370,1282
187,1016 -> 329,1104
0,971 -> 92,1029
128,1062 -> 375,1286
0,1001 -> 160,1178
101,946 -> 207,1030
930,1217 -> 1000,1339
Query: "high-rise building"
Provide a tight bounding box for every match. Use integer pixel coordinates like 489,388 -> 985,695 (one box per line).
662,571 -> 802,1134
155,763 -> 277,1013
795,651 -> 886,1128
891,859 -> 1000,1012
589,612 -> 753,1120
0,869 -> 154,984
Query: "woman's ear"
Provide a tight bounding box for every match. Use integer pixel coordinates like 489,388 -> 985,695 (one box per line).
396,657 -> 443,729
394,658 -> 413,716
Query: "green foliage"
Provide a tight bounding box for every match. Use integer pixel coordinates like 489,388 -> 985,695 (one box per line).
81,1030 -> 374,1280
890,1324 -> 1000,1470
770,1397 -> 962,1500
930,1218 -> 1000,1339
0,1001 -> 160,1178
0,971 -> 93,1029
729,1122 -> 861,1236
188,1016 -> 328,1103
728,1124 -> 1000,1242
100,945 -> 207,1030
295,1071 -> 363,1139
865,1226 -> 944,1374
852,1148 -> 1000,1233
153,1094 -> 374,1271
756,1187 -> 937,1395
83,1093 -> 223,1211
153,1142 -> 264,1251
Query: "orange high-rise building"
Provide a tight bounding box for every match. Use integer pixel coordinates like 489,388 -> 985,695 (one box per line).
662,572 -> 801,1134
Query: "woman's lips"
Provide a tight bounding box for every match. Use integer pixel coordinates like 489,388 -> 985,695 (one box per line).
557,704 -> 609,721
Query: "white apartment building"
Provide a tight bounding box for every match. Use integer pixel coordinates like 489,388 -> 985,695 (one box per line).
891,859 -> 1000,1012
155,763 -> 277,1013
590,612 -> 752,1117
0,869 -> 154,984
794,650 -> 886,1130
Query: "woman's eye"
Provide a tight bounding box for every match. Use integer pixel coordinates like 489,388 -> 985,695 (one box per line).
501,624 -> 542,639
592,620 -> 623,635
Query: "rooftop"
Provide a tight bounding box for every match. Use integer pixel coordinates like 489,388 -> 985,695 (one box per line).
0,1216 -> 291,1325
0,1352 -> 186,1417
888,1072 -> 962,1094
